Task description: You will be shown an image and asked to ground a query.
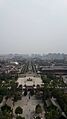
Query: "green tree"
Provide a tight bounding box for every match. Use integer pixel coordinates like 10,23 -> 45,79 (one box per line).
46,109 -> 61,119
24,90 -> 27,96
1,104 -> 12,114
15,106 -> 23,115
0,95 -> 3,103
35,104 -> 42,114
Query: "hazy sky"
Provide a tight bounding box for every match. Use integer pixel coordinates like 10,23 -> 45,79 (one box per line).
0,0 -> 67,54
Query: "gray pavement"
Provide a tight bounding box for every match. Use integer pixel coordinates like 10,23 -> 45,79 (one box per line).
13,94 -> 45,119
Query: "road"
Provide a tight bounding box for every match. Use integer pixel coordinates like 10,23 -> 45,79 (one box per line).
13,59 -> 45,119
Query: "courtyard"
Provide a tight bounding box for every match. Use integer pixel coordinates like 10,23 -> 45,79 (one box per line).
13,93 -> 45,119
17,76 -> 44,88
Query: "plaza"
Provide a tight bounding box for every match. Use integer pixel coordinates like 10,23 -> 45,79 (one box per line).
17,76 -> 44,89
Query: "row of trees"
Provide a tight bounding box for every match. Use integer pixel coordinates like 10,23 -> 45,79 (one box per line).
0,72 -> 23,119
52,89 -> 67,115
0,104 -> 25,119
41,74 -> 67,119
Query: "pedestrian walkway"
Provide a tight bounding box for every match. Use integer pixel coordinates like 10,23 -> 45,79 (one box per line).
13,95 -> 45,119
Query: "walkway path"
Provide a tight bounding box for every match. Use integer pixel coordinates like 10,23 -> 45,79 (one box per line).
13,95 -> 45,119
